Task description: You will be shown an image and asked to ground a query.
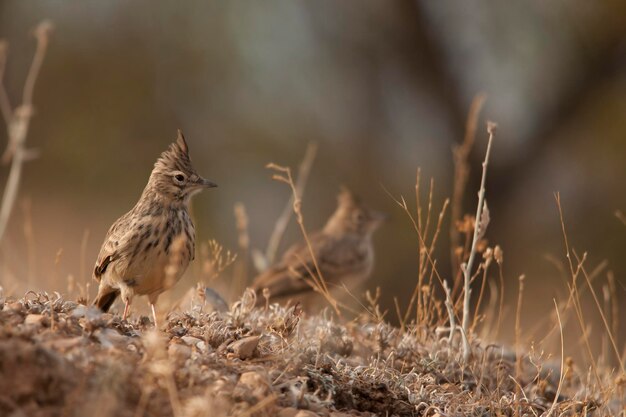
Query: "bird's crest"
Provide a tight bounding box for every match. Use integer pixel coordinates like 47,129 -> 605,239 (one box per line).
337,186 -> 359,207
154,129 -> 193,173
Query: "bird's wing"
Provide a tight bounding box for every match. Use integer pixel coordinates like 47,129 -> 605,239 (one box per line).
252,233 -> 325,298
93,211 -> 135,281
252,233 -> 369,300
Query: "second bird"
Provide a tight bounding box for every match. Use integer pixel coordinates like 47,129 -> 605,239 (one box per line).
252,188 -> 385,308
92,131 -> 217,325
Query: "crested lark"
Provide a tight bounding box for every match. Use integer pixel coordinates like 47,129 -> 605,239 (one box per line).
252,188 -> 385,307
93,130 -> 216,325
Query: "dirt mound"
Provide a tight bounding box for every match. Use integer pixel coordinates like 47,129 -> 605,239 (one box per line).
0,291 -> 614,416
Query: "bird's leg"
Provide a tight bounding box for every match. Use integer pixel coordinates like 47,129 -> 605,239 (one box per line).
122,300 -> 131,320
151,303 -> 159,328
120,287 -> 134,321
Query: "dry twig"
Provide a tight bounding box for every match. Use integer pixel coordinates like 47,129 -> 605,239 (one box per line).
555,193 -> 603,388
266,162 -> 340,315
461,121 -> 496,361
451,93 -> 486,290
0,20 -> 53,243
260,142 -> 318,271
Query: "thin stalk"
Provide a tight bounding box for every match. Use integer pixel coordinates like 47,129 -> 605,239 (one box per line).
461,122 -> 496,361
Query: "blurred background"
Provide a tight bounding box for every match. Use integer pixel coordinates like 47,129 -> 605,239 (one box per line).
0,1 -> 625,357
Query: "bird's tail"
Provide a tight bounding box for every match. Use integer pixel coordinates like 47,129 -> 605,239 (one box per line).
93,288 -> 120,312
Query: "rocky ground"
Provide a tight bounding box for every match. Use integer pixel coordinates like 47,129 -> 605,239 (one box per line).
0,289 -> 620,417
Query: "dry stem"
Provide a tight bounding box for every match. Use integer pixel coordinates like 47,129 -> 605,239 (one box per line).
461,121 -> 496,361
545,299 -> 566,417
515,275 -> 525,382
233,202 -> 250,294
264,142 -> 318,268
556,193 -> 603,388
396,172 -> 449,329
0,41 -> 11,124
442,280 -> 456,344
577,254 -> 625,374
382,186 -> 448,324
451,93 -> 486,287
266,162 -> 340,315
0,20 -> 53,243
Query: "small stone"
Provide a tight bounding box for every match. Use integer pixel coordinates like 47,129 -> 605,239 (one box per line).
277,408 -> 300,417
294,411 -> 318,417
181,336 -> 203,347
277,410 -> 319,417
168,343 -> 192,361
196,341 -> 208,353
228,336 -> 259,360
24,314 -> 44,325
6,301 -> 23,312
234,371 -> 270,402
170,325 -> 186,337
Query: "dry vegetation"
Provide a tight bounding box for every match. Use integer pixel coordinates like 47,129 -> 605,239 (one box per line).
0,284 -> 622,417
1,119 -> 624,416
0,21 -> 625,417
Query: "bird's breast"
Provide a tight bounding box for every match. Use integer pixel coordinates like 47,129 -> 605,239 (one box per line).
127,208 -> 195,295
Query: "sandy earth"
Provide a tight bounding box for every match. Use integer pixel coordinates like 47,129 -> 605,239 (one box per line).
0,290 -> 618,417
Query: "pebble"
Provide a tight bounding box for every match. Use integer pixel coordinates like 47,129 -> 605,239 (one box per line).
228,336 -> 259,360
278,409 -> 319,417
24,314 -> 44,325
235,371 -> 270,401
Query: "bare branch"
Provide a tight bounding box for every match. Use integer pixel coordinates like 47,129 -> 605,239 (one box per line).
0,40 -> 12,124
22,20 -> 54,108
461,121 -> 496,361
0,20 -> 53,243
450,93 -> 486,283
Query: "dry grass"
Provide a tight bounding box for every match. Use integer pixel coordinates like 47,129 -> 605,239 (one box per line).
265,161 -> 341,316
0,149 -> 623,414
0,113 -> 623,416
0,287 -> 621,417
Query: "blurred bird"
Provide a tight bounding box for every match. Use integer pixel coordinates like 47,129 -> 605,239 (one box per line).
252,188 -> 385,307
92,130 -> 217,325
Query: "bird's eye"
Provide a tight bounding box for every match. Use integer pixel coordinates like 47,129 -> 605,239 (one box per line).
353,211 -> 366,223
173,173 -> 186,183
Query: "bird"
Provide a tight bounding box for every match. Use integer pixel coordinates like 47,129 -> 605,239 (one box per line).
251,188 -> 385,308
92,130 -> 217,326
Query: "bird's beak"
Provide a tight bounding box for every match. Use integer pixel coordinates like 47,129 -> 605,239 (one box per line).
198,177 -> 218,188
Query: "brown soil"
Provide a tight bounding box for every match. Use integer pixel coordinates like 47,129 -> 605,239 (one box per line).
0,290 -> 616,416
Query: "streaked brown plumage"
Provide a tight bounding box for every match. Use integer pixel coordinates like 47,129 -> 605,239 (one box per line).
252,189 -> 385,307
92,131 -> 216,324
